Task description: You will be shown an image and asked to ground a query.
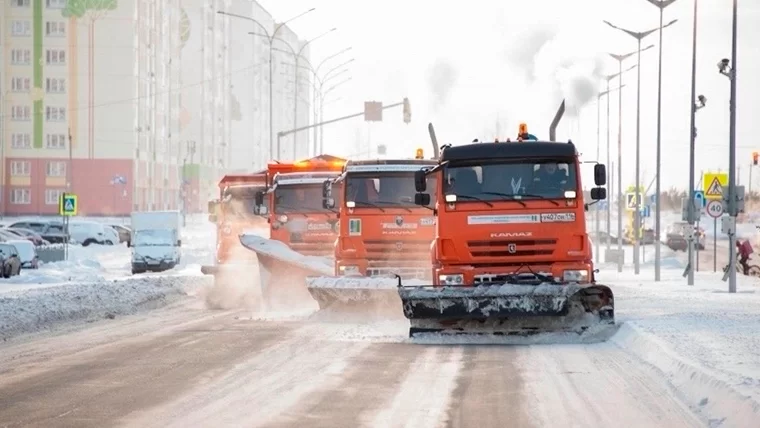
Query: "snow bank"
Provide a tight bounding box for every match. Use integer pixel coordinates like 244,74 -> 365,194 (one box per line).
600,266 -> 760,425
0,275 -> 211,342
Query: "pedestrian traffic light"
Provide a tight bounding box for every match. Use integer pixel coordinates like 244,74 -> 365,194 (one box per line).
753,152 -> 758,166
402,98 -> 411,124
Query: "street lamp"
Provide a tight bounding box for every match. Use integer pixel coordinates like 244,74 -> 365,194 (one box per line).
604,19 -> 677,275
218,8 -> 315,161
596,83 -> 626,265
317,60 -> 354,153
312,47 -> 352,150
608,46 -> 652,273
253,27 -> 336,159
686,0 -> 700,286
644,0 -> 679,282
718,0 -> 739,293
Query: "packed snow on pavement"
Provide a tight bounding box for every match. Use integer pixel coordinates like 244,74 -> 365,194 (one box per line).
0,215 -> 216,341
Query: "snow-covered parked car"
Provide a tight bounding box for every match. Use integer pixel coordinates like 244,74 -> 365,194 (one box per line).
0,243 -> 22,277
103,226 -> 119,245
66,221 -> 108,246
7,239 -> 39,269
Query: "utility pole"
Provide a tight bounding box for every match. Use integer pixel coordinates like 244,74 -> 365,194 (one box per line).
687,0 -> 701,286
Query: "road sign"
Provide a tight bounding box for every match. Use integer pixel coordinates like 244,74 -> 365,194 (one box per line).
59,193 -> 78,216
649,194 -> 657,205
626,192 -> 643,211
706,200 -> 724,218
703,172 -> 728,200
640,206 -> 651,218
693,190 -> 706,208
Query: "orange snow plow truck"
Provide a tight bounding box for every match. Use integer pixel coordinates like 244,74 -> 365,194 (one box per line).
397,101 -> 615,338
305,152 -> 439,312
201,171 -> 269,281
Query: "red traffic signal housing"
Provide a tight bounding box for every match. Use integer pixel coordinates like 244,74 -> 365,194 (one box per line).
753,152 -> 758,166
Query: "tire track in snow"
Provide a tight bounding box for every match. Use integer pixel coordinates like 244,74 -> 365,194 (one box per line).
366,346 -> 463,428
122,324 -> 371,428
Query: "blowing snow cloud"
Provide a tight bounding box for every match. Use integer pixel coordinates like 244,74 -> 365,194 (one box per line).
427,59 -> 459,112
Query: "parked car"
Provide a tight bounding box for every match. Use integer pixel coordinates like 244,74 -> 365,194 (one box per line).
6,227 -> 48,246
666,222 -> 705,251
102,226 -> 119,245
0,243 -> 22,278
7,240 -> 38,269
109,224 -> 132,245
8,220 -> 68,244
0,229 -> 24,242
65,220 -> 108,246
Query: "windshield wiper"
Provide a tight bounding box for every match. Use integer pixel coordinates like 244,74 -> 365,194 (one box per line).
518,193 -> 560,206
350,201 -> 385,212
479,192 -> 527,207
374,200 -> 412,212
446,194 -> 494,207
273,204 -> 309,217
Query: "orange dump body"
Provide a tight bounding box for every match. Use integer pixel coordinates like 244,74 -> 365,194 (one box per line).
265,155 -> 347,257
332,159 -> 439,279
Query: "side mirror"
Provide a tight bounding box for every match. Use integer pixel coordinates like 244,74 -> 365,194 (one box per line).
590,187 -> 607,200
207,200 -> 217,214
414,193 -> 431,206
322,180 -> 332,198
208,214 -> 217,223
254,191 -> 264,206
322,197 -> 335,209
414,169 -> 427,192
594,164 -> 607,186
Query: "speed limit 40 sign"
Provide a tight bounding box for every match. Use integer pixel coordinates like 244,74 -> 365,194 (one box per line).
706,200 -> 724,218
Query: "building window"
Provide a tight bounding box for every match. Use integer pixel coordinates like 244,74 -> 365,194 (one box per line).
11,134 -> 32,149
46,21 -> 66,37
11,49 -> 31,65
46,0 -> 67,8
11,20 -> 32,37
46,134 -> 67,149
11,106 -> 31,121
46,78 -> 66,93
46,106 -> 66,122
45,189 -> 64,205
46,49 -> 66,65
47,161 -> 67,177
11,189 -> 32,205
13,0 -> 31,7
11,77 -> 31,92
11,161 -> 31,177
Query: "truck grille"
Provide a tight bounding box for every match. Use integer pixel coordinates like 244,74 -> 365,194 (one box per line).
366,266 -> 428,280
363,239 -> 430,260
467,238 -> 557,258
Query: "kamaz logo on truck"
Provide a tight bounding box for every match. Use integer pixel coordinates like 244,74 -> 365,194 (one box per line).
307,223 -> 333,231
490,231 -> 533,238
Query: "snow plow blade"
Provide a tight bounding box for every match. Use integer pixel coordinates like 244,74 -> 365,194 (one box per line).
239,234 -> 333,310
306,276 -> 416,316
397,283 -> 614,338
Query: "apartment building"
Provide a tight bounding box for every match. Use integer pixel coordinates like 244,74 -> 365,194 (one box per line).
1,0 -> 310,216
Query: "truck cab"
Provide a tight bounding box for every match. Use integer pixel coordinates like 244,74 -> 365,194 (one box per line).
413,139 -> 607,286
324,156 -> 438,279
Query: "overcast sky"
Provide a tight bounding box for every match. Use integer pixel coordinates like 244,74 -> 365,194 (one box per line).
255,0 -> 759,191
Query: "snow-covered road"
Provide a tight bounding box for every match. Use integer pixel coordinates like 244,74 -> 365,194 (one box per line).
1,212 -> 759,427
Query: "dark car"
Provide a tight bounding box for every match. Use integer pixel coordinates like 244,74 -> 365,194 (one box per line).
0,243 -> 22,278
5,227 -> 47,245
9,221 -> 69,244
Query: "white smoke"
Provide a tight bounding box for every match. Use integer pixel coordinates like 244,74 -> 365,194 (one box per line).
427,58 -> 459,112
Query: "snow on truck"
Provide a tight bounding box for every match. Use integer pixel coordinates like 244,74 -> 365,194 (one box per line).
395,101 -> 615,338
130,210 -> 182,274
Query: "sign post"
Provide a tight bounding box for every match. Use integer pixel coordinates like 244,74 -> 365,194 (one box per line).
59,193 -> 78,261
706,199 -> 723,272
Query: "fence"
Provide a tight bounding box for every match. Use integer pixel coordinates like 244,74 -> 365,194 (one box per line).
36,244 -> 66,263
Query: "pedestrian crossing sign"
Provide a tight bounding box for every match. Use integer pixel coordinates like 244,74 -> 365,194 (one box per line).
59,193 -> 78,216
703,172 -> 727,200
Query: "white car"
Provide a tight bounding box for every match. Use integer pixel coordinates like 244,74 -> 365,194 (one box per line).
7,239 -> 38,269
103,226 -> 119,245
67,221 -> 108,246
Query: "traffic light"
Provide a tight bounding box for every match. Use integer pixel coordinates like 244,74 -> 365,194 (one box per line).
402,98 -> 411,124
753,152 -> 758,166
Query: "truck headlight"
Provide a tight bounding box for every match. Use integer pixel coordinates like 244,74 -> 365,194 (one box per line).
563,270 -> 589,283
277,214 -> 288,223
438,274 -> 464,285
339,265 -> 360,275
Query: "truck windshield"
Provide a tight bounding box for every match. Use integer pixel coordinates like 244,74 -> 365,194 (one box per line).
222,186 -> 266,217
346,172 -> 437,207
274,184 -> 338,213
444,160 -> 577,200
134,229 -> 175,246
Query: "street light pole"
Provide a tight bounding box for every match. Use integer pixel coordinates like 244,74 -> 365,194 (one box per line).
311,47 -> 352,154
645,0 -> 679,282
219,8 -> 315,161
608,47 -> 651,272
604,19 -> 676,275
686,0 -> 700,286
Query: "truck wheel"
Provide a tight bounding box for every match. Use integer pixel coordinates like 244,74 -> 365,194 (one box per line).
82,239 -> 95,247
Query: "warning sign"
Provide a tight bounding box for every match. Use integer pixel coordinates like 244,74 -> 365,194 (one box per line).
703,172 -> 727,200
